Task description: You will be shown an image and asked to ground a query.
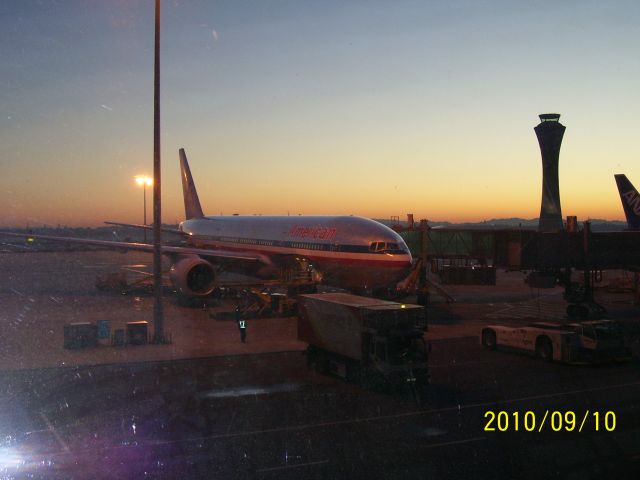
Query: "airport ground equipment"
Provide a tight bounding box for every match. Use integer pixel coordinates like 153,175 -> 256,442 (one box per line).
398,219 -> 640,317
239,287 -> 298,317
395,249 -> 455,304
127,321 -> 149,345
63,323 -> 98,349
481,320 -> 631,364
297,293 -> 429,394
95,270 -> 171,294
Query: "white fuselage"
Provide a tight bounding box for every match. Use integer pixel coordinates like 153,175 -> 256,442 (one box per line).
179,215 -> 412,291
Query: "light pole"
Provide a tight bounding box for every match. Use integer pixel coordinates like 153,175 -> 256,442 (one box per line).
152,0 -> 164,344
135,175 -> 153,242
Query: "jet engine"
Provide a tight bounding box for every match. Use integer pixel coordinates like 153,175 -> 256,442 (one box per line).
169,256 -> 216,297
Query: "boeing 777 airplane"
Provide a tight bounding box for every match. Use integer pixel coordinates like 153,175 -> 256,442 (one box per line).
0,149 -> 413,298
614,174 -> 640,230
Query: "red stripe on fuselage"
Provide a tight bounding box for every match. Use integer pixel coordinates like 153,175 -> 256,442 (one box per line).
189,240 -> 411,268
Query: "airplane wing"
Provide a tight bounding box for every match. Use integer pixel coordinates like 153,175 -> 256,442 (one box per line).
0,231 -> 265,263
104,221 -> 187,235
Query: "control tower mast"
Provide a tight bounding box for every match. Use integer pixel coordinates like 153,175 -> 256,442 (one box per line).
535,113 -> 565,232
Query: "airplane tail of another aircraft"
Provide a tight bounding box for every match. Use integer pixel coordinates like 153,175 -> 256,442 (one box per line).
614,174 -> 640,230
179,148 -> 205,220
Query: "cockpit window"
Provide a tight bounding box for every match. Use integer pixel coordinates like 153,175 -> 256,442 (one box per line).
369,242 -> 387,252
369,241 -> 406,253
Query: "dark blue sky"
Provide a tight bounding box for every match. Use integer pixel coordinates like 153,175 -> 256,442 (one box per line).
1,1 -> 639,225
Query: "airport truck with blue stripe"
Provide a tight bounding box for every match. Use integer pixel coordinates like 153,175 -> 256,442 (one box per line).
297,293 -> 429,391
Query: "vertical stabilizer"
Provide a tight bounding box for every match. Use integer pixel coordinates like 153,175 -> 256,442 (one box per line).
614,174 -> 640,230
179,148 -> 204,219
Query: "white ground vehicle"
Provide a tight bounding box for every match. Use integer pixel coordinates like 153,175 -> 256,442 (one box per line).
481,320 -> 630,364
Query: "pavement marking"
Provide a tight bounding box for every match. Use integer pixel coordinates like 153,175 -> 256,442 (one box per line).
134,379 -> 640,447
484,299 -> 566,320
199,379 -> 640,440
39,412 -> 70,453
226,411 -> 236,434
202,383 -> 301,398
427,335 -> 479,343
459,379 -> 640,412
29,379 -> 640,457
256,459 -> 329,473
419,436 -> 486,449
429,359 -> 502,368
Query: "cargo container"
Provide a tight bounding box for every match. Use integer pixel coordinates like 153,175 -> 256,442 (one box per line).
297,293 -> 429,393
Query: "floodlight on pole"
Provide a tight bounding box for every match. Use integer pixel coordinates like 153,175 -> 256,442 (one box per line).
135,175 -> 153,242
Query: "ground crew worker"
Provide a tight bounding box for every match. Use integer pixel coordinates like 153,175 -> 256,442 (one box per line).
236,305 -> 247,343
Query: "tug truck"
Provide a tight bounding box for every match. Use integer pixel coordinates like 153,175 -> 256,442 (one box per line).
481,320 -> 631,364
297,293 -> 429,390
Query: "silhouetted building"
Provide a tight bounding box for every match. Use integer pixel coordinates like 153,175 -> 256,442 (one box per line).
535,113 -> 565,232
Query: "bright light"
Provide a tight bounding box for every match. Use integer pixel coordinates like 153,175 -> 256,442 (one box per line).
0,447 -> 26,470
134,175 -> 153,187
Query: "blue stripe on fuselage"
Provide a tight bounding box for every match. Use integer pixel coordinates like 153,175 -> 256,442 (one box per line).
189,235 -> 406,255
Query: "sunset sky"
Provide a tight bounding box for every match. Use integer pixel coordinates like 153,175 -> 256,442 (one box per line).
1,1 -> 639,227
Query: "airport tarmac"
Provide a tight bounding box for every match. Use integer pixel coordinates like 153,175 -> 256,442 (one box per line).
3,250 -> 637,371
0,250 -> 639,479
0,251 -> 306,370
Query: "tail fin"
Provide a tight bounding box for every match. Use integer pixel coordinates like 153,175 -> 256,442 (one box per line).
614,174 -> 640,230
179,148 -> 204,220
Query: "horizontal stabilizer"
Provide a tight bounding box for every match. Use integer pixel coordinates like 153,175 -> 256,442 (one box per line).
104,221 -> 186,235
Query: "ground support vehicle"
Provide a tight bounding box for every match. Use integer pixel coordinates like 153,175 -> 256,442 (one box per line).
297,293 -> 429,396
481,320 -> 631,364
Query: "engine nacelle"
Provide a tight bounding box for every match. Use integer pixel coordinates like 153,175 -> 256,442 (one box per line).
169,256 -> 216,298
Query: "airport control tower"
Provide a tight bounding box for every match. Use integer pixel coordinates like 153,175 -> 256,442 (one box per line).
535,113 -> 565,232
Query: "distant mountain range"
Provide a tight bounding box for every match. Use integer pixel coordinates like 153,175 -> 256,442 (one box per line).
2,218 -> 629,236
376,218 -> 627,232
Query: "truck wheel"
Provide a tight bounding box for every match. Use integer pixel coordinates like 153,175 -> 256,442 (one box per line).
315,352 -> 329,374
482,329 -> 497,350
308,347 -> 329,374
578,305 -> 589,319
305,346 -> 316,369
567,304 -> 590,319
408,383 -> 421,404
358,367 -> 385,391
346,362 -> 360,383
566,304 -> 580,319
536,337 -> 553,361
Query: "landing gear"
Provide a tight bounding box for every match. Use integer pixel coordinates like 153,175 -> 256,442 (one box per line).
562,267 -> 606,320
481,329 -> 497,350
536,337 -> 553,361
566,302 -> 605,320
355,366 -> 386,391
306,346 -> 329,374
